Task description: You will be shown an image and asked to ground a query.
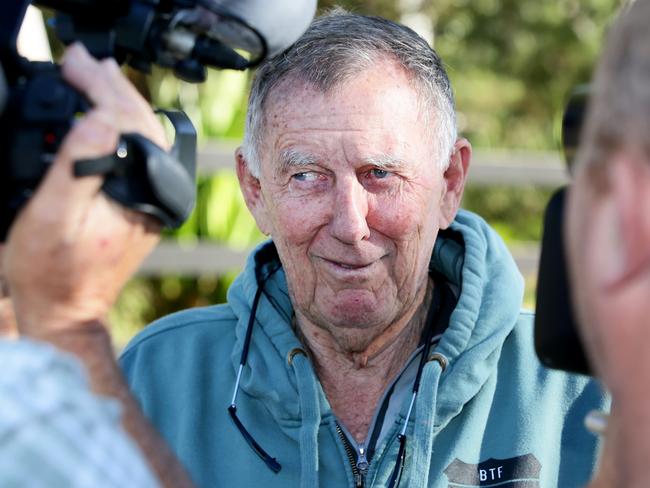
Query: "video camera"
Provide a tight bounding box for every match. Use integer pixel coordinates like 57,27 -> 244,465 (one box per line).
534,86 -> 592,376
0,0 -> 316,240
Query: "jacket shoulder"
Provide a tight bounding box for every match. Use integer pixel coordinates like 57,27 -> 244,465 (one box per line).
507,309 -> 606,403
120,304 -> 237,365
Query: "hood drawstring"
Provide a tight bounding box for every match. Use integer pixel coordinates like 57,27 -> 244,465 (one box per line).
386,282 -> 445,488
410,354 -> 446,488
289,348 -> 321,488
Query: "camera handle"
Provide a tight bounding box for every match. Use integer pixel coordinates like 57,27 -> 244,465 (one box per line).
74,110 -> 197,228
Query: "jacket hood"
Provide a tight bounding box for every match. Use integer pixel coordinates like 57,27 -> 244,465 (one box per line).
431,210 -> 524,432
227,209 -> 524,432
227,246 -> 322,424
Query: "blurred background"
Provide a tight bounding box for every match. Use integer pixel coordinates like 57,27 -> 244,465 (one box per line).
21,0 -> 625,347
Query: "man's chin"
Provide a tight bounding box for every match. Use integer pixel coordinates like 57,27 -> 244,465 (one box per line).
322,302 -> 393,331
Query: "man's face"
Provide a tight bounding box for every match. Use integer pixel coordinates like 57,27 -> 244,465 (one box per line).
240,60 -> 467,342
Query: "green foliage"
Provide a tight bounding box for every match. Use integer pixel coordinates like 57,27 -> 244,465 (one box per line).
318,0 -> 400,16
165,171 -> 265,247
197,171 -> 266,249
163,170 -> 266,247
461,185 -> 554,243
318,0 -> 620,150
432,0 -> 620,150
147,66 -> 251,142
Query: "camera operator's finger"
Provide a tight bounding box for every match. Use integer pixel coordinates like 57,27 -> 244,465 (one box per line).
95,59 -> 168,146
60,43 -> 118,113
31,110 -> 120,225
61,44 -> 168,151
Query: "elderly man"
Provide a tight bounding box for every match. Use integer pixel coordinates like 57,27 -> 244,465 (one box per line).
120,10 -> 607,488
567,1 -> 650,486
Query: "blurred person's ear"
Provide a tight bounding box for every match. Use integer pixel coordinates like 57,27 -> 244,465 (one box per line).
607,149 -> 650,286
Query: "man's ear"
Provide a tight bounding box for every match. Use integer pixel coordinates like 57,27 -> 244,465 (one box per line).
607,150 -> 650,286
235,148 -> 272,236
439,138 -> 471,229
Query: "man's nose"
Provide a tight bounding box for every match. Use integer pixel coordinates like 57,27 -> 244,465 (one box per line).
329,178 -> 370,244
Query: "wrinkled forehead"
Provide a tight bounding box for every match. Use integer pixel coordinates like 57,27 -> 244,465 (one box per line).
259,67 -> 436,163
262,60 -> 430,124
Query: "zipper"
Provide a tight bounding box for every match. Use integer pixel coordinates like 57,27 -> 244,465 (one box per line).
336,423 -> 368,488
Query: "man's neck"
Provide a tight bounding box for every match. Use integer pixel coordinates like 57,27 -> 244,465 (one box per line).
294,279 -> 433,443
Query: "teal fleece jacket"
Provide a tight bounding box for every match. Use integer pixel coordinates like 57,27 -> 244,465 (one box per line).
121,210 -> 607,488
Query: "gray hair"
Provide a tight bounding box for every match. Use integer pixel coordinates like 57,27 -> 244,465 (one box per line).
242,8 -> 457,178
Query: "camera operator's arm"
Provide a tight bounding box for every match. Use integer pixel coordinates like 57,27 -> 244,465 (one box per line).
3,44 -> 193,488
567,151 -> 650,488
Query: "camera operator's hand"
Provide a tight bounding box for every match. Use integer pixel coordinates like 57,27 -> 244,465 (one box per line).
2,44 -> 194,487
3,43 -> 165,336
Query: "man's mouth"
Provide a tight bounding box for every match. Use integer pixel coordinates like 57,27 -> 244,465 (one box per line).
319,256 -> 379,272
336,262 -> 369,270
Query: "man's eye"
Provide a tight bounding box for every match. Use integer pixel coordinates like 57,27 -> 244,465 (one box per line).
292,171 -> 319,182
370,168 -> 390,179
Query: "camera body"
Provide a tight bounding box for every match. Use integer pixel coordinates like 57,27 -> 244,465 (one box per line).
0,59 -> 90,240
0,0 -> 291,240
534,86 -> 592,376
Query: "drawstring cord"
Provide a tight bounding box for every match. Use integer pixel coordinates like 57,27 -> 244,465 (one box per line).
411,359 -> 444,488
228,268 -> 283,474
290,349 -> 321,488
387,283 -> 445,488
230,259 -> 447,486
229,263 -> 322,486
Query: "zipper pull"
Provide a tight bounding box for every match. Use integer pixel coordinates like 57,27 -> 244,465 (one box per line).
357,444 -> 369,484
